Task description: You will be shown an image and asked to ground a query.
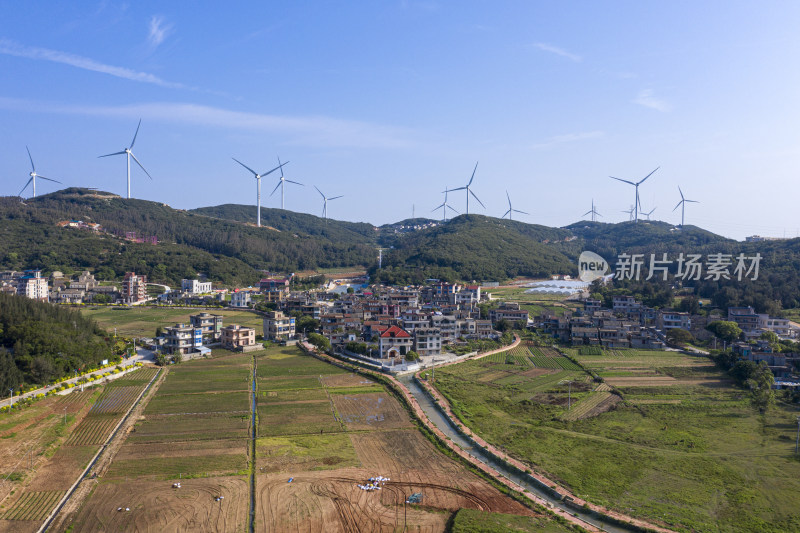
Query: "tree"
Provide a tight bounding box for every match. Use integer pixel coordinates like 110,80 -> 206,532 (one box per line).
307,332 -> 331,351
679,296 -> 700,315
759,331 -> 780,351
746,361 -> 775,412
706,321 -> 743,344
295,315 -> 320,335
405,350 -> 420,362
666,328 -> 694,345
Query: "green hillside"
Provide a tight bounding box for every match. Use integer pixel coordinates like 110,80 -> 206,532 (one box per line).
371,214 -> 576,284
190,203 -> 379,245
0,189 -> 375,285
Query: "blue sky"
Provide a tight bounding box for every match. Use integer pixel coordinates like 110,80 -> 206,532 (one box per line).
2,1 -> 800,239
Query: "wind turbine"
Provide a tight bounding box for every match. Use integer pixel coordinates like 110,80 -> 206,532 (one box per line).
642,207 -> 657,221
609,167 -> 659,223
314,186 -> 343,221
19,147 -> 61,198
232,158 -> 287,227
432,187 -> 459,222
98,119 -> 153,199
449,162 -> 485,215
502,191 -> 529,220
269,156 -> 303,209
622,205 -> 635,221
582,199 -> 601,222
672,186 -> 699,227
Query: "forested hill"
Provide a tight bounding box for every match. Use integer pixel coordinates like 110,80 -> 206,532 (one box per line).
0,189 -> 376,285
190,203 -> 378,245
371,214 -> 576,284
0,293 -> 113,389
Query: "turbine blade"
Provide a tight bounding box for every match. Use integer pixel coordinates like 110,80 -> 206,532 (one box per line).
99,151 -> 127,158
314,185 -> 325,199
503,209 -> 511,218
129,152 -> 153,179
269,181 -> 282,197
130,119 -> 142,149
506,190 -> 512,210
637,166 -> 659,185
447,205 -> 460,214
673,200 -> 683,211
432,204 -> 444,212
19,177 -> 33,196
277,156 -> 284,178
685,199 -> 700,203
285,180 -> 304,186
232,157 -> 259,176
514,209 -> 529,215
26,146 -> 35,172
448,186 -> 466,192
261,161 -> 289,177
596,212 -> 602,217
678,185 -> 684,200
37,175 -> 62,184
582,210 -> 592,216
469,189 -> 485,209
609,176 -> 635,185
328,195 -> 343,200
467,161 -> 478,186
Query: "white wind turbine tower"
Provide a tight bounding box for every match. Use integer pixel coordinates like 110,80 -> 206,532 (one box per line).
269,156 -> 303,209
314,186 -> 343,222
432,187 -> 459,222
232,158 -> 287,227
673,186 -> 699,227
582,199 -> 601,222
642,207 -> 657,221
449,162 -> 485,214
19,147 -> 61,198
502,191 -> 529,220
622,205 -> 635,221
609,167 -> 659,223
98,119 -> 153,199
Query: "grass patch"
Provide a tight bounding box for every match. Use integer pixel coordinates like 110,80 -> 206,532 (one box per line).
450,508 -> 576,533
256,433 -> 360,472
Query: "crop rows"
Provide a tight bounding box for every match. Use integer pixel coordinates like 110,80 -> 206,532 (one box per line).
515,370 -> 581,394
484,351 -> 509,363
56,390 -> 94,406
66,415 -> 119,446
89,386 -> 141,415
529,355 -> 582,371
561,392 -> 613,421
0,490 -> 65,521
114,367 -> 159,382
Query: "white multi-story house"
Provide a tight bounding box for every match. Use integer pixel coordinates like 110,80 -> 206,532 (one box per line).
17,270 -> 49,301
414,328 -> 442,357
263,310 -> 296,341
230,291 -> 252,308
379,325 -> 413,359
182,279 -> 212,295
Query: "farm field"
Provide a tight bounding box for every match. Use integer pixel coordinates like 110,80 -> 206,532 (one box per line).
81,306 -> 264,337
61,351 -> 252,532
36,345 -> 566,532
0,367 -> 158,532
434,343 -> 800,532
253,346 -> 540,531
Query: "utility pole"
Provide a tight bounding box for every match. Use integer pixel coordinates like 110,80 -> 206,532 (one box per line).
796,416 -> 800,455
8,389 -> 12,408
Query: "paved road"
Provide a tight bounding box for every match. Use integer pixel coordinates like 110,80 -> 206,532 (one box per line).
1,347 -> 154,409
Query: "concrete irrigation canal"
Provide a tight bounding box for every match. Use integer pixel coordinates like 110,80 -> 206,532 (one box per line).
397,374 -> 638,533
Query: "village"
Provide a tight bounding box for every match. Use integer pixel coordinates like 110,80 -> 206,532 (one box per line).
5,267 -> 798,388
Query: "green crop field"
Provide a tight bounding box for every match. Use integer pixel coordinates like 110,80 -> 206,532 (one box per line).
433,343 -> 800,532
256,433 -> 360,472
81,306 -> 264,337
450,509 -> 575,533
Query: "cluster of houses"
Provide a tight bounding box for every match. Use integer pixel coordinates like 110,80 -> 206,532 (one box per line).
0,269 -> 138,303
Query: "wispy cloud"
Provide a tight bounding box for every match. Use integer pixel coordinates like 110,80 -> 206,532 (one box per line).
531,131 -> 604,150
147,15 -> 172,49
532,42 -> 581,62
633,89 -> 671,112
0,96 -> 415,149
0,39 -> 184,89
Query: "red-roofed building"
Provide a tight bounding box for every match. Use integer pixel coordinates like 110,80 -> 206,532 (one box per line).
379,325 -> 412,359
259,277 -> 290,302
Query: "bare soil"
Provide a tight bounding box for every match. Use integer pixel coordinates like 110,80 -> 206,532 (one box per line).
332,393 -> 413,431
